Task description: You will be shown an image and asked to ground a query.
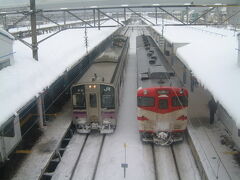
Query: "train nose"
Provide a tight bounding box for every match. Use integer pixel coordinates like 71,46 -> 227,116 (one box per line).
90,115 -> 98,122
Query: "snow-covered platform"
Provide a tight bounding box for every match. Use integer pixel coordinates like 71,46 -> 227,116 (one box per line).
188,118 -> 240,180
186,86 -> 240,180
12,102 -> 72,180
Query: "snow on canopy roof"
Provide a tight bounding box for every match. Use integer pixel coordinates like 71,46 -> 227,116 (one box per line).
150,18 -> 240,127
0,20 -> 118,127
0,28 -> 14,40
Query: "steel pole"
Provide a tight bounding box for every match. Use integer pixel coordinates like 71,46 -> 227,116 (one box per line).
124,8 -> 126,23
238,33 -> 240,67
30,0 -> 38,61
155,7 -> 157,25
93,9 -> 96,27
37,94 -> 45,128
3,14 -> 7,30
98,9 -> 100,30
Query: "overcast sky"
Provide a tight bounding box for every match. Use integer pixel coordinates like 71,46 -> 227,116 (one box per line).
0,0 -> 239,9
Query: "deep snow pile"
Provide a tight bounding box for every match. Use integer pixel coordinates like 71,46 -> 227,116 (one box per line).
0,22 -> 118,126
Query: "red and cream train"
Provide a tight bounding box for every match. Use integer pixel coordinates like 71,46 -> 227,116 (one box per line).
136,35 -> 188,145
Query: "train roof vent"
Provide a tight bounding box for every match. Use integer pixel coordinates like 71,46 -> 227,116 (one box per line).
92,73 -> 97,81
149,66 -> 169,79
140,72 -> 149,80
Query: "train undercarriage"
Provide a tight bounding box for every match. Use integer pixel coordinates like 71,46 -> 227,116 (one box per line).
140,131 -> 185,145
76,122 -> 115,134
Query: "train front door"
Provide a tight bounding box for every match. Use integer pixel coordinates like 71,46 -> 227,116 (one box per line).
156,97 -> 170,131
87,93 -> 100,125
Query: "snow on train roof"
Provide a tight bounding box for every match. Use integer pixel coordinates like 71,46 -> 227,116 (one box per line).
0,21 -> 118,127
148,18 -> 240,127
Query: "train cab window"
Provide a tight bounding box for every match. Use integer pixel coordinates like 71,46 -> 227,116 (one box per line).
73,94 -> 86,109
90,93 -> 97,108
137,97 -> 154,107
159,99 -> 168,109
2,120 -> 15,137
100,85 -> 115,109
172,96 -> 188,107
72,85 -> 86,109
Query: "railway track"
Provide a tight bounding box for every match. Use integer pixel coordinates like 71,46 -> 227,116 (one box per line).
150,136 -> 200,180
47,133 -> 105,180
42,27 -> 200,180
135,27 -> 200,180
69,134 -> 106,180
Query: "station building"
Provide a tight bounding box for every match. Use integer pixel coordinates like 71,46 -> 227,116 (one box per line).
0,28 -> 14,70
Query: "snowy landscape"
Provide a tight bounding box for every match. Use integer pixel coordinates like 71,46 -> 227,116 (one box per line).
0,2 -> 240,180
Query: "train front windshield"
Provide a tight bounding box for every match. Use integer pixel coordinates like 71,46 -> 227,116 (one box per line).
100,85 -> 115,109
172,96 -> 188,107
72,85 -> 86,109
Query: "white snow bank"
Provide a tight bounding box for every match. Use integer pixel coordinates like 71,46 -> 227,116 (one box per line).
0,21 -> 118,127
148,17 -> 240,127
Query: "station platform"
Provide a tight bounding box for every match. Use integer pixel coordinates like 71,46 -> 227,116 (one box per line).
12,102 -> 72,180
187,87 -> 240,180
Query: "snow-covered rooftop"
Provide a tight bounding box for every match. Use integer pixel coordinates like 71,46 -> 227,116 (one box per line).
149,18 -> 240,127
0,21 -> 118,127
0,28 -> 14,40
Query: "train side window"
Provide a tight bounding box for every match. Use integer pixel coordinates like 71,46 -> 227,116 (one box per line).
90,93 -> 97,108
2,120 -> 15,137
159,99 -> 168,109
137,97 -> 154,107
172,96 -> 188,107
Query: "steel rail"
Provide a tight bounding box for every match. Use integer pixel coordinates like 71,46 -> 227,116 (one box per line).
152,145 -> 159,180
92,135 -> 106,180
69,135 -> 89,180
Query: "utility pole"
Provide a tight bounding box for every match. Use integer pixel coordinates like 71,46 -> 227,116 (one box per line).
30,0 -> 38,61
238,33 -> 240,67
93,9 -> 96,27
30,0 -> 45,128
124,8 -> 126,23
3,14 -> 7,30
98,9 -> 100,30
155,7 -> 157,25
186,6 -> 189,24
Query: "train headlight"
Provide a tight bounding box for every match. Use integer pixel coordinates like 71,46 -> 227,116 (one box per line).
93,85 -> 96,88
143,90 -> 148,95
89,85 -> 92,88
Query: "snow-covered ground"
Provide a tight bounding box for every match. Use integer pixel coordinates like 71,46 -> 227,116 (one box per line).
94,29 -> 200,180
146,17 -> 240,128
0,20 -> 119,127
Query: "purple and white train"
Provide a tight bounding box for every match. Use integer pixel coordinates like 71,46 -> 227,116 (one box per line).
71,34 -> 129,133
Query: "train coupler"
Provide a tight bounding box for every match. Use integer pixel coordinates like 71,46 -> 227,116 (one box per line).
100,122 -> 114,134
76,124 -> 91,134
